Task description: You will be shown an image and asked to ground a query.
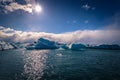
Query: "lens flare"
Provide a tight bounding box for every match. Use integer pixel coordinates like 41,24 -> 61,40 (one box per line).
34,5 -> 42,13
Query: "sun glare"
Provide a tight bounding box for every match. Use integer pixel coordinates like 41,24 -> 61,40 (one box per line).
35,5 -> 42,13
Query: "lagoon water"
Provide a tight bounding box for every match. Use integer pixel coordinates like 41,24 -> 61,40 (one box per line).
0,49 -> 120,80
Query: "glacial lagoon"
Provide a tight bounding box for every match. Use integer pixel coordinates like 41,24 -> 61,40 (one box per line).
0,49 -> 120,80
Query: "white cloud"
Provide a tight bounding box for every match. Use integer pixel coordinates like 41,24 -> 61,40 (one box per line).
82,4 -> 90,10
4,2 -> 33,13
0,0 -> 34,13
0,0 -> 14,3
1,0 -> 42,14
82,4 -> 95,10
0,26 -> 120,45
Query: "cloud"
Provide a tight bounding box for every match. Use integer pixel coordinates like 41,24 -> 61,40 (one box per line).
82,4 -> 90,10
82,4 -> 95,10
0,26 -> 120,45
0,0 -> 34,13
0,0 -> 14,3
4,2 -> 33,13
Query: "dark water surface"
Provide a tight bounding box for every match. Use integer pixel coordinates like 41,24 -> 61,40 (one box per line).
0,49 -> 120,80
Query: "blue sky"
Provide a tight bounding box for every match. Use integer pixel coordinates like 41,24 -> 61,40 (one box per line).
0,0 -> 120,33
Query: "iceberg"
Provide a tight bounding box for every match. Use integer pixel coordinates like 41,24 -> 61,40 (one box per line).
91,44 -> 120,50
26,46 -> 35,50
60,44 -> 69,50
0,40 -> 14,51
70,43 -> 86,51
26,38 -> 87,51
35,38 -> 59,49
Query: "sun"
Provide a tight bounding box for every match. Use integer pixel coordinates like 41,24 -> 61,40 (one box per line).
34,5 -> 42,13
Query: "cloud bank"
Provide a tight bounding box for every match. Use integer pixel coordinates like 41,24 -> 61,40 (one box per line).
0,26 -> 120,45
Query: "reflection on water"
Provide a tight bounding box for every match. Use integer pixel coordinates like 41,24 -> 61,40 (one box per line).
22,50 -> 48,80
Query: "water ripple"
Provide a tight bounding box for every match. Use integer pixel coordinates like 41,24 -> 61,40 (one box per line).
22,50 -> 48,80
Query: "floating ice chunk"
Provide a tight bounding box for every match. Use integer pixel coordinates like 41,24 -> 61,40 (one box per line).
70,43 -> 86,51
56,53 -> 62,57
35,38 -> 59,49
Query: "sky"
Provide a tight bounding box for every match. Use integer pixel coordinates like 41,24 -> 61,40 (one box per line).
0,0 -> 120,45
